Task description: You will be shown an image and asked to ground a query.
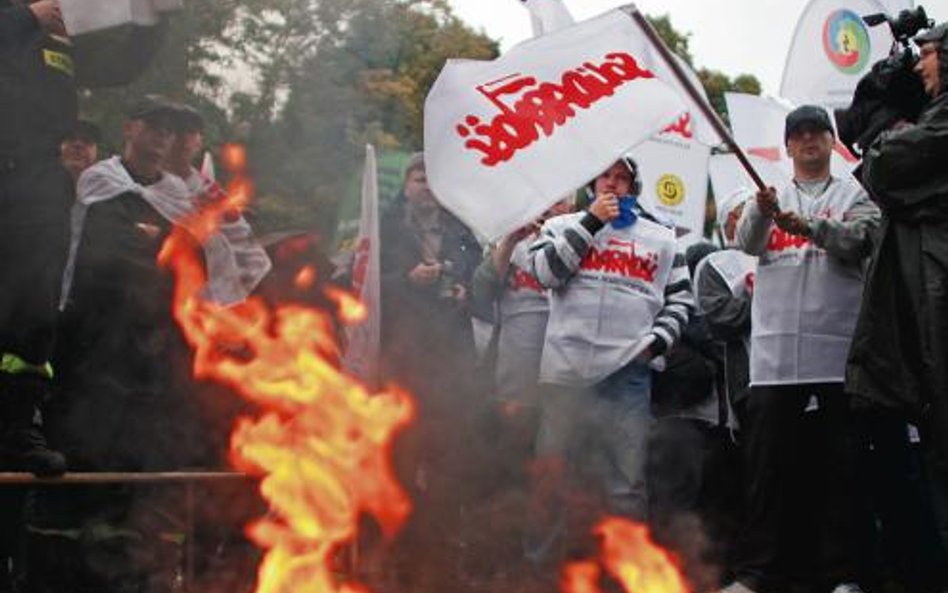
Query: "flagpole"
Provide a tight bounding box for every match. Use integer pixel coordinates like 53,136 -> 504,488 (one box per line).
624,5 -> 767,192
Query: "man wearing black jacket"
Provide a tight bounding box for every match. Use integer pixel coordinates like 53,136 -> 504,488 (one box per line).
847,21 -> 948,559
0,0 -> 76,477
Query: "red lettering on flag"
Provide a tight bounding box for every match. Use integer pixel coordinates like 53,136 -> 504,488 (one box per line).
456,52 -> 656,167
351,238 -> 370,294
661,112 -> 693,139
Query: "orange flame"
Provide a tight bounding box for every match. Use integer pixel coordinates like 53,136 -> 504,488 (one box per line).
324,286 -> 369,325
563,518 -> 690,593
158,146 -> 414,593
294,265 -> 318,291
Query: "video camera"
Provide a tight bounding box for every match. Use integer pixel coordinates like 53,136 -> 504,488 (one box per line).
834,6 -> 934,157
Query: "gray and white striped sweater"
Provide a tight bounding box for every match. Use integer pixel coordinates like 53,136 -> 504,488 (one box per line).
528,210 -> 693,386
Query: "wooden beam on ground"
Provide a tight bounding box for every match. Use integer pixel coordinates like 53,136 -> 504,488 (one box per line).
0,471 -> 253,485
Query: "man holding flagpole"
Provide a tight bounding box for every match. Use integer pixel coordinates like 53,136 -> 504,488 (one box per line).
728,105 -> 880,593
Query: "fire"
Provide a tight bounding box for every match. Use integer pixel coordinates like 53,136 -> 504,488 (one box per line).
158,146 -> 414,593
324,286 -> 368,325
563,518 -> 690,593
295,265 -> 318,291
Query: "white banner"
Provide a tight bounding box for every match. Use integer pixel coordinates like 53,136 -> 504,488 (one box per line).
62,0 -> 182,36
521,0 -> 575,36
709,153 -> 791,223
780,0 -> 895,109
724,92 -> 859,181
200,151 -> 216,181
630,131 -> 710,248
342,145 -> 382,389
424,7 -> 688,240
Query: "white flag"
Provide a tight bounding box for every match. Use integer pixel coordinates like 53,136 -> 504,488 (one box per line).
200,151 -> 216,182
424,7 -> 687,240
342,145 -> 382,389
630,132 -> 711,248
653,53 -> 722,147
780,0 -> 895,110
62,0 -> 182,35
724,92 -> 859,182
521,1 -> 721,148
521,0 -> 575,36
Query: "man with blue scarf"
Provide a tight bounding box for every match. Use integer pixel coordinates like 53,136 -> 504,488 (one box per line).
524,157 -> 693,562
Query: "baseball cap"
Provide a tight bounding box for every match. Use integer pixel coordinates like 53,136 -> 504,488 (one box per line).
784,105 -> 835,144
914,22 -> 948,45
175,103 -> 205,132
62,119 -> 101,144
126,94 -> 183,122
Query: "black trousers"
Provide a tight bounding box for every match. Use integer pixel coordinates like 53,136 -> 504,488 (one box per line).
0,157 -> 71,365
733,383 -> 862,593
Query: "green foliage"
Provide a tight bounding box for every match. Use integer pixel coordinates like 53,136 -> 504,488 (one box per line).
241,0 -> 498,233
647,13 -> 761,122
647,14 -> 694,66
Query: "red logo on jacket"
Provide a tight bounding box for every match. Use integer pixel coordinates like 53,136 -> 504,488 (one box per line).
580,238 -> 659,282
509,265 -> 545,294
767,229 -> 810,252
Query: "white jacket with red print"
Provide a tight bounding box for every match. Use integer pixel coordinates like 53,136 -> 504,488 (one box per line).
528,209 -> 693,387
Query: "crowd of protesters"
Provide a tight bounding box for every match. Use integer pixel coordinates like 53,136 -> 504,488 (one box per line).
1,2 -> 948,593
369,25 -> 948,593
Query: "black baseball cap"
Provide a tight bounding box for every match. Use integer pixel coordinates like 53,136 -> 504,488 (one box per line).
784,105 -> 835,144
62,119 -> 101,144
126,94 -> 183,122
175,103 -> 205,132
914,22 -> 948,45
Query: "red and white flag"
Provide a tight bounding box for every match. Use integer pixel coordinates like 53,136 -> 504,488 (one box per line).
521,0 -> 721,147
342,145 -> 381,388
424,6 -> 688,240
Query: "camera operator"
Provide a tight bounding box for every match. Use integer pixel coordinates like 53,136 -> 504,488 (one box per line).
846,21 -> 948,554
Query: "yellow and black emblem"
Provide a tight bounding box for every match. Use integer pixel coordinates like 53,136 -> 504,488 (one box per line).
43,49 -> 75,77
656,174 -> 686,207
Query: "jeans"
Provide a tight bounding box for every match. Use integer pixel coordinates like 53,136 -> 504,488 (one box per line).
527,360 -> 654,564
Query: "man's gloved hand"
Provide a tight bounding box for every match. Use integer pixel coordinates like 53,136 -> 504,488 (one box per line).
756,186 -> 780,219
774,211 -> 812,238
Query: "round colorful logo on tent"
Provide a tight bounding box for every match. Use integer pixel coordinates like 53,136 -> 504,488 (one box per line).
656,174 -> 686,207
822,9 -> 871,74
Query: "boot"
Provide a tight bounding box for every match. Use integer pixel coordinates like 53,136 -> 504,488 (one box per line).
0,373 -> 66,477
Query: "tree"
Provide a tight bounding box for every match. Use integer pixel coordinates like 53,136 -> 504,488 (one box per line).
244,0 -> 498,233
647,13 -> 761,121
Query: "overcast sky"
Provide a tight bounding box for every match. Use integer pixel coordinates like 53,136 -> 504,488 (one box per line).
446,0 -> 948,96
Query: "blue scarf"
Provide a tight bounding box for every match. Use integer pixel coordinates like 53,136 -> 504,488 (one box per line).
611,195 -> 639,230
